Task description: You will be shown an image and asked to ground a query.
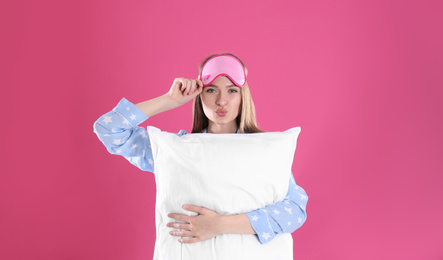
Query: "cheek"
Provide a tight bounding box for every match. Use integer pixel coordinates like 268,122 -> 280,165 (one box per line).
200,97 -> 212,117
233,96 -> 242,111
200,92 -> 212,105
200,96 -> 211,110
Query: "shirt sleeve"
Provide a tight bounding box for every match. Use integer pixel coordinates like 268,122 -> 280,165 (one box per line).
92,97 -> 155,172
246,173 -> 308,244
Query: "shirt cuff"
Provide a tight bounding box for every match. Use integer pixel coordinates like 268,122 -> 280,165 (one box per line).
112,97 -> 149,126
246,210 -> 276,244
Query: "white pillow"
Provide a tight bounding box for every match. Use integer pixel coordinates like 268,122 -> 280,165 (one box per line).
147,126 -> 301,260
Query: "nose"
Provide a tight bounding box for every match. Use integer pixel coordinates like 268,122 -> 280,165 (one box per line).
216,92 -> 228,107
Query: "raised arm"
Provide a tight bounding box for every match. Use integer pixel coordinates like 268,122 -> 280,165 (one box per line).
135,77 -> 203,117
93,97 -> 155,172
93,78 -> 204,172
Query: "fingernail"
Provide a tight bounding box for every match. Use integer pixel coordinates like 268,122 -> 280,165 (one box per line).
183,204 -> 188,209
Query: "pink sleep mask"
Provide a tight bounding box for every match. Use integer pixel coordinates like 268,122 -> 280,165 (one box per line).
198,54 -> 247,87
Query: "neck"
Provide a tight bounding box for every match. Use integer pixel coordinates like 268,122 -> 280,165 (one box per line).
207,121 -> 238,134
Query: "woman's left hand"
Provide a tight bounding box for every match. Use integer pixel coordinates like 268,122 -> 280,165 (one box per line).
167,204 -> 223,243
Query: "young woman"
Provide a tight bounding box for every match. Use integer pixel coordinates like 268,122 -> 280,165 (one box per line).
93,53 -> 308,247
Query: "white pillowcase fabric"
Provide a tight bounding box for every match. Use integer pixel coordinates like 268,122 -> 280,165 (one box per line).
147,126 -> 301,260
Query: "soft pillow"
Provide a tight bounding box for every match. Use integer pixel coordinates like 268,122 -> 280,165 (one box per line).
147,126 -> 301,260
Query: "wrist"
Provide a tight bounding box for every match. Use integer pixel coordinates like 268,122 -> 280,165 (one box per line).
162,93 -> 181,109
217,215 -> 230,235
218,213 -> 256,235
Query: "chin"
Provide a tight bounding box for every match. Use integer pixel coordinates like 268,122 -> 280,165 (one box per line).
212,118 -> 232,125
214,120 -> 228,125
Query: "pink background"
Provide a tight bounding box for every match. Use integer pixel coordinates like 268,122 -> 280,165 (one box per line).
1,0 -> 442,259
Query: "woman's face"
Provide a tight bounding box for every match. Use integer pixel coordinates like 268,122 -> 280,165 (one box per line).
201,76 -> 242,130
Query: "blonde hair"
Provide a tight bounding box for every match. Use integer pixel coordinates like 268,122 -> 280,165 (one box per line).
192,53 -> 264,133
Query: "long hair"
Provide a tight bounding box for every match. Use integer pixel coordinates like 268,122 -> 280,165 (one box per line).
191,53 -> 264,133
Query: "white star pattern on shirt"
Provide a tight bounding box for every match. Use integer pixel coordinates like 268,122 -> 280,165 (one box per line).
148,158 -> 153,165
131,144 -> 137,149
295,186 -> 299,190
113,139 -> 122,145
273,210 -> 280,215
288,222 -> 291,226
102,116 -> 112,124
262,232 -> 271,240
142,150 -> 145,157
141,131 -> 147,139
132,157 -> 140,165
122,118 -> 130,125
126,106 -> 130,111
298,193 -> 308,200
130,114 -> 136,120
104,134 -> 109,137
251,215 -> 259,221
262,209 -> 267,213
116,149 -> 122,153
300,205 -> 305,210
284,207 -> 293,215
284,200 -> 290,204
298,217 -> 302,224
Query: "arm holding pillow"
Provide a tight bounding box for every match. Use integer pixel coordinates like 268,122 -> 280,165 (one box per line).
246,174 -> 308,244
170,174 -> 309,245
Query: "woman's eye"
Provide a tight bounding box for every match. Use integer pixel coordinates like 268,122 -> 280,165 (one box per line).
229,89 -> 238,93
206,89 -> 216,93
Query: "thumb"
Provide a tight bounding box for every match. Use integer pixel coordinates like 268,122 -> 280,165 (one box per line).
196,78 -> 204,88
190,84 -> 203,98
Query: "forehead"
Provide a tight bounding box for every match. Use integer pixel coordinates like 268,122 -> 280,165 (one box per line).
207,76 -> 237,87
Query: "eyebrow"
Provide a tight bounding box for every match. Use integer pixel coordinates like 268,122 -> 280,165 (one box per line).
207,84 -> 238,88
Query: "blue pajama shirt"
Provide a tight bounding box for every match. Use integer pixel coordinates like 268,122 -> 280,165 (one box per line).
93,97 -> 309,244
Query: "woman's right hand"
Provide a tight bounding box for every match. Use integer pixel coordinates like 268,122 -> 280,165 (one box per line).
167,77 -> 204,107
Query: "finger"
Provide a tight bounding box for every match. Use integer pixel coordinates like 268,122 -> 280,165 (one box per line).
183,204 -> 207,214
177,79 -> 185,91
196,78 -> 204,88
168,213 -> 191,223
184,80 -> 191,95
167,222 -> 191,231
179,237 -> 200,244
170,230 -> 193,237
190,87 -> 202,97
190,83 -> 203,97
196,79 -> 204,93
189,80 -> 197,94
177,78 -> 186,93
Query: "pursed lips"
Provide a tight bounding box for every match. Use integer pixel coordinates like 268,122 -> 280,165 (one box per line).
216,109 -> 227,116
